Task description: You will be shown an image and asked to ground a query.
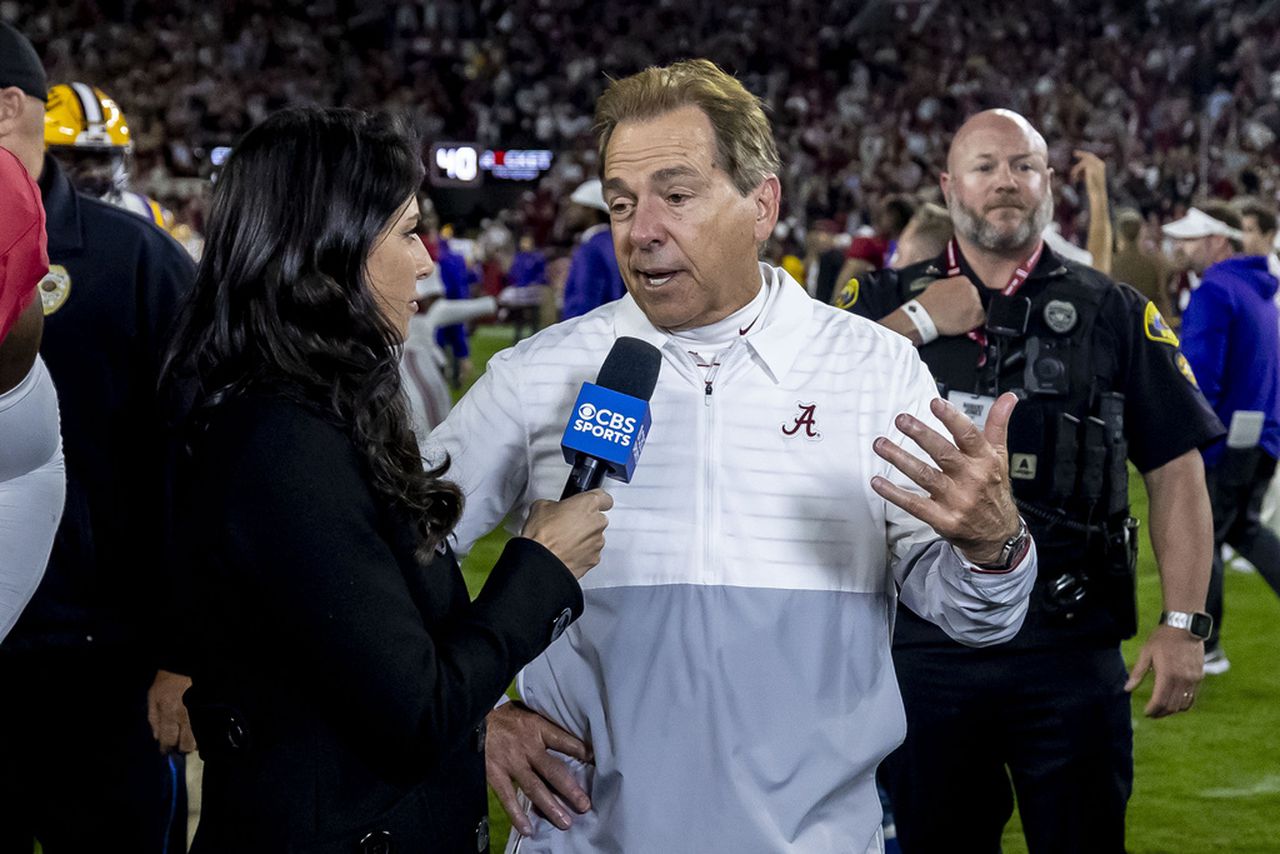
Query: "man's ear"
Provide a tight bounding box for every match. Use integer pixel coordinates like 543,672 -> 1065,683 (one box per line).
939,171 -> 951,202
0,87 -> 27,134
752,175 -> 781,244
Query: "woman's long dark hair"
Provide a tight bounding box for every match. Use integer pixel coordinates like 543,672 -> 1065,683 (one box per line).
163,107 -> 461,556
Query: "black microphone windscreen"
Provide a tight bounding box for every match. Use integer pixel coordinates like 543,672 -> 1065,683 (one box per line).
594,337 -> 661,402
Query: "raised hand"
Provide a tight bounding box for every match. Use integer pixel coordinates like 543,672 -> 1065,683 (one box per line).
871,393 -> 1022,564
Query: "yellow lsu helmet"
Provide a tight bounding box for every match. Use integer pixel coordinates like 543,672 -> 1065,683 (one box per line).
44,82 -> 133,151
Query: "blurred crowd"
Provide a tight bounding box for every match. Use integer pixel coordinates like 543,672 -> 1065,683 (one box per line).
9,0 -> 1280,246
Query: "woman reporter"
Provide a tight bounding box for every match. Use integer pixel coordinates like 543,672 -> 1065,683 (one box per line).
163,107 -> 610,852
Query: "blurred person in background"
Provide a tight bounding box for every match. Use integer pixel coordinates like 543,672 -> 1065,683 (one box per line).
43,81 -> 182,238
0,21 -> 197,853
432,223 -> 477,388
163,106 -> 612,853
1167,202 -> 1280,674
1112,207 -> 1173,321
0,144 -> 63,644
1236,198 -> 1279,278
836,194 -> 915,292
890,202 -> 952,270
560,178 -> 625,319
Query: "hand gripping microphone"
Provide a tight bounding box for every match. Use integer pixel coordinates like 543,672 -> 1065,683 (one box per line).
560,337 -> 662,498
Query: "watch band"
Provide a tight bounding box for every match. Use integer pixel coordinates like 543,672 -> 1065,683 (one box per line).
1160,610 -> 1213,640
972,517 -> 1030,574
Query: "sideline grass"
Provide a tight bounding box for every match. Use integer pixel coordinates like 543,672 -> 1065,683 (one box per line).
460,325 -> 1280,854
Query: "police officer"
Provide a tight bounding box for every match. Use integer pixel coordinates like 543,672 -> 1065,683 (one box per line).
0,23 -> 195,853
845,110 -> 1223,853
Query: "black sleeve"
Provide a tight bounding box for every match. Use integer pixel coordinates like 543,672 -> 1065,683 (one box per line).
1106,282 -> 1225,473
210,401 -> 582,763
837,268 -> 903,322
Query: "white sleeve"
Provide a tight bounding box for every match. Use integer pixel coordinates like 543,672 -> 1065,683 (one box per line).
423,345 -> 530,556
883,348 -> 1037,647
0,356 -> 65,642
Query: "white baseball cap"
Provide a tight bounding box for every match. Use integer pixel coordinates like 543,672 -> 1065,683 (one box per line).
570,179 -> 609,213
1161,207 -> 1244,241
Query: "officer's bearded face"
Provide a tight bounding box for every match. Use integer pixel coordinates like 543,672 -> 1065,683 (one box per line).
948,187 -> 1053,255
943,113 -> 1053,256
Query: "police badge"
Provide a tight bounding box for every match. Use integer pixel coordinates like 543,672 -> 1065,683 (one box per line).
39,264 -> 71,316
1043,299 -> 1077,334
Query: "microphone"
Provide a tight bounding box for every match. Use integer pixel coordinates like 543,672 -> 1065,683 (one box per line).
560,337 -> 662,498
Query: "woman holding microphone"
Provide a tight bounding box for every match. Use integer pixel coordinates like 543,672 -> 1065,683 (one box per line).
163,107 -> 610,852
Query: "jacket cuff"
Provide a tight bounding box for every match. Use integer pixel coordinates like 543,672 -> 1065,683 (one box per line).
471,536 -> 584,661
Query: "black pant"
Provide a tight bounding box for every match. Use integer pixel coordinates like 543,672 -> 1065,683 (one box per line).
881,645 -> 1132,854
1205,448 -> 1280,649
0,648 -> 174,854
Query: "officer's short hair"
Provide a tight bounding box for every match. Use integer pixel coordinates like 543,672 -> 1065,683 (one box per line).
595,59 -> 780,197
1235,198 -> 1277,236
1200,200 -> 1244,252
1116,208 -> 1143,244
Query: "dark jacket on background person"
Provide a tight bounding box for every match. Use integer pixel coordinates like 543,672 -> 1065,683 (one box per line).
179,393 -> 583,853
3,153 -> 194,662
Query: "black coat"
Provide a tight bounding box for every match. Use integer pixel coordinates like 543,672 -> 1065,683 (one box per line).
178,394 -> 582,853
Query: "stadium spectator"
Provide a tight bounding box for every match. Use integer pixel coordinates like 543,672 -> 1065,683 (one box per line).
164,106 -> 612,852
0,22 -> 197,853
0,144 -> 63,644
560,178 -> 625,319
850,109 -> 1221,853
433,227 -> 477,387
1236,197 -> 1279,271
1168,201 -> 1280,674
889,202 -> 952,270
12,1 -> 1279,240
429,58 -> 1036,854
836,194 -> 915,290
1112,207 -> 1174,320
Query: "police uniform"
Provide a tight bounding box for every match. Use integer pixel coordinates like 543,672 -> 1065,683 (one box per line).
0,153 -> 195,852
844,245 -> 1223,853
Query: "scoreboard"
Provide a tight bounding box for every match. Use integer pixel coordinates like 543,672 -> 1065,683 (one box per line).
429,143 -> 554,187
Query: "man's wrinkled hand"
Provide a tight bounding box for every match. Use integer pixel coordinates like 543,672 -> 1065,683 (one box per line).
486,702 -> 593,836
917,275 -> 986,336
147,669 -> 196,754
871,394 -> 1022,564
1125,625 -> 1205,717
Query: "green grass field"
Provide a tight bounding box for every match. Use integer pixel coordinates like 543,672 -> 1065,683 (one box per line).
460,325 -> 1280,854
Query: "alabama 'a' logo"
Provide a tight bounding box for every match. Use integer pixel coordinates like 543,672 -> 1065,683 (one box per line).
782,402 -> 822,440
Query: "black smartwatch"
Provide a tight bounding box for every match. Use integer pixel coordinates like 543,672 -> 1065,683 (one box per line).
1159,610 -> 1213,640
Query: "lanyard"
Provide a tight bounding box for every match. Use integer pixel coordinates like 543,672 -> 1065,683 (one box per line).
946,238 -> 1044,358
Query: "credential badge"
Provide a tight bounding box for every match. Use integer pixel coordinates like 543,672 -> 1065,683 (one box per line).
1043,299 -> 1077,334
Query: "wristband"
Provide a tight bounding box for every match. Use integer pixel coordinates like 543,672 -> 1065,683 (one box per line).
902,299 -> 938,345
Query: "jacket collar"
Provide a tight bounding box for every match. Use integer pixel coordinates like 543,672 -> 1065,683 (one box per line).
612,263 -> 813,384
37,153 -> 84,255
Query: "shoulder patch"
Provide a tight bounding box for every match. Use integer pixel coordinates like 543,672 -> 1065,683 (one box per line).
1176,352 -> 1199,388
40,264 -> 71,316
1143,301 -> 1179,347
834,276 -> 859,310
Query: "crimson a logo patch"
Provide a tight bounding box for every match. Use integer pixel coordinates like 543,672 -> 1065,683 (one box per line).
781,402 -> 822,440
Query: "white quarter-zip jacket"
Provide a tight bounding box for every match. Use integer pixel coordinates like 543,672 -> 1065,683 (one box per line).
428,264 -> 1037,853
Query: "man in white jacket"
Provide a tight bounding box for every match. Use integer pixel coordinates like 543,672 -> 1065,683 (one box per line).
428,59 -> 1037,853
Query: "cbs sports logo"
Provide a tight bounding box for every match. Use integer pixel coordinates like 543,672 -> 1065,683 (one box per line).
573,402 -> 640,447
